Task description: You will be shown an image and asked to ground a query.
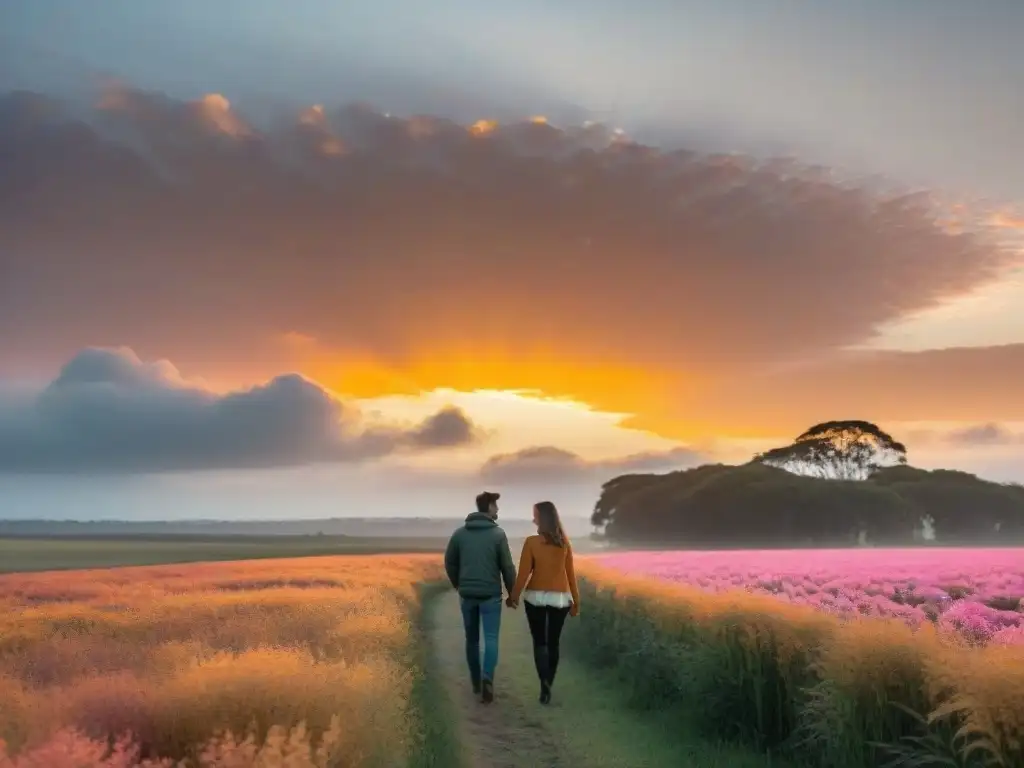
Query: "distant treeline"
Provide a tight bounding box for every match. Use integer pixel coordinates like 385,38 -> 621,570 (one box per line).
590,420 -> 1024,547
592,462 -> 1024,546
0,517 -> 545,540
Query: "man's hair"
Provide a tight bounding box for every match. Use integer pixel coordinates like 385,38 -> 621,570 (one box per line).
475,491 -> 500,514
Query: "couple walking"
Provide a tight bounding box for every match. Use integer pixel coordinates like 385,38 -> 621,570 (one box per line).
444,491 -> 580,705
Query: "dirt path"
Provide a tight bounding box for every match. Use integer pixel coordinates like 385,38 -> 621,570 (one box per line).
426,586 -> 794,768
428,590 -> 564,768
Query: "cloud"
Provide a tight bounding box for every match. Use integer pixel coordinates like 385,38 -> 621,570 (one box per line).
989,212 -> 1024,231
906,422 -> 1024,448
944,423 -> 1021,447
695,344 -> 1024,437
407,405 -> 484,448
1,86 -> 1018,434
479,445 -> 706,486
0,347 -> 479,474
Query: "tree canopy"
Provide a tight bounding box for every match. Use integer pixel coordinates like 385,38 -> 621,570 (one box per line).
753,420 -> 907,480
593,422 -> 1024,546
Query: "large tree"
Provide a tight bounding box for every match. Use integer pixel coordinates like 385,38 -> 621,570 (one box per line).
590,471 -> 685,532
591,432 -> 1024,546
753,420 -> 907,480
589,462 -> 922,546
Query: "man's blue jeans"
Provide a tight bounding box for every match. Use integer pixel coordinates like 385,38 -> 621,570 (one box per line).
460,596 -> 502,683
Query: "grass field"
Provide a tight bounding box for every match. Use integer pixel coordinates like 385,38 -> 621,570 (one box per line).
3,542 -> 1023,767
0,535 -> 448,573
0,553 -> 447,766
575,561 -> 1024,768
426,589 -> 789,768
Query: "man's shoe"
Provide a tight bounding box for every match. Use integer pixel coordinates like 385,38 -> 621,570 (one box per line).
539,680 -> 551,705
472,679 -> 481,695
481,679 -> 494,704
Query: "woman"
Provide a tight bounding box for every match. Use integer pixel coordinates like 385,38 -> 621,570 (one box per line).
507,500 -> 580,704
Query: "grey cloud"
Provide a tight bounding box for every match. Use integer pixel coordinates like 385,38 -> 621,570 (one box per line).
479,445 -> 706,487
0,347 -> 479,474
946,423 -> 1013,447
941,423 -> 1024,448
408,406 -> 484,449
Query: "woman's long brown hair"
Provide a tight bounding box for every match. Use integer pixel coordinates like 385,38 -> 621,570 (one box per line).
534,501 -> 566,548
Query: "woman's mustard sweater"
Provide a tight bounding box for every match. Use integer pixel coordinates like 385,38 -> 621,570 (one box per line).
510,535 -> 580,606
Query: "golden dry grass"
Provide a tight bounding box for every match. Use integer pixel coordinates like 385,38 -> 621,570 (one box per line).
577,562 -> 1024,766
0,555 -> 444,767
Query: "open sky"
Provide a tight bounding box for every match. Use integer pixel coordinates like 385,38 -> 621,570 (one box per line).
1,1 -> 1023,520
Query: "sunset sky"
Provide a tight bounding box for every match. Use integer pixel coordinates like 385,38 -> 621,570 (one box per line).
2,2 -> 1023,521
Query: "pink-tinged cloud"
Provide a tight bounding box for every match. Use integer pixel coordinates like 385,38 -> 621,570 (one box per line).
989,212 -> 1024,230
697,344 -> 1024,436
905,422 -> 1024,449
480,445 -> 706,486
0,86 -> 1020,436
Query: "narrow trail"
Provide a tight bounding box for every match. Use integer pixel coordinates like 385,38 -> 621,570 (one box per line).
426,587 -> 791,768
429,590 -> 564,768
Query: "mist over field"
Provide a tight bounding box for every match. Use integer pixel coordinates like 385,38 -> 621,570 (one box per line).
0,469 -> 595,525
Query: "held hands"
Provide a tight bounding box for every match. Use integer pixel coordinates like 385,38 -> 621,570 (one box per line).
505,596 -> 519,609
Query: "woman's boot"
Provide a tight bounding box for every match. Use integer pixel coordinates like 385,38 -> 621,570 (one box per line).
534,645 -> 551,703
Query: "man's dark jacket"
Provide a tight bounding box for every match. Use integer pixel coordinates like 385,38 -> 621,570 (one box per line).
444,512 -> 516,599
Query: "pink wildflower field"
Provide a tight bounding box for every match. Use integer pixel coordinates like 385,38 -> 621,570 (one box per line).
599,547 -> 1024,646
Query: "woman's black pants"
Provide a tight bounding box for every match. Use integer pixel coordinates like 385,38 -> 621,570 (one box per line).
524,601 -> 571,684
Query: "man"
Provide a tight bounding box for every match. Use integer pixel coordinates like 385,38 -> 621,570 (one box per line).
444,490 -> 517,704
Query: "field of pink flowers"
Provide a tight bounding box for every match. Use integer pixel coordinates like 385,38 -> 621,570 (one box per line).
599,548 -> 1024,646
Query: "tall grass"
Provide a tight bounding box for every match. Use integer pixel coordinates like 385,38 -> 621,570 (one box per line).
406,584 -> 463,768
0,555 -> 446,767
574,563 -> 1024,768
